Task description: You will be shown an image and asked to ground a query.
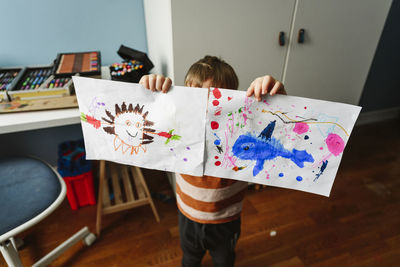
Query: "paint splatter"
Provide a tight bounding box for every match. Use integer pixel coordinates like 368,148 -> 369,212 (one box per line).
320,147 -> 323,150
232,166 -> 245,171
212,88 -> 222,99
326,133 -> 345,156
213,133 -> 221,144
170,148 -> 177,157
314,160 -> 328,182
215,161 -> 221,166
211,121 -> 219,130
296,176 -> 303,181
293,122 -> 309,134
279,173 -> 284,177
304,135 -> 309,140
212,100 -> 219,106
183,158 -> 188,162
228,97 -> 232,101
186,147 -> 190,150
215,156 -> 219,159
265,170 -> 270,179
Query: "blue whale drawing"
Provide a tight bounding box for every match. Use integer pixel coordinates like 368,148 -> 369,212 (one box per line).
232,120 -> 314,176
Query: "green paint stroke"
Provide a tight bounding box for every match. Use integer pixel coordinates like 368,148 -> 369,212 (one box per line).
80,112 -> 88,122
165,129 -> 181,144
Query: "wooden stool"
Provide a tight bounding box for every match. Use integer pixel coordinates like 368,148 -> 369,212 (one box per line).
96,160 -> 160,236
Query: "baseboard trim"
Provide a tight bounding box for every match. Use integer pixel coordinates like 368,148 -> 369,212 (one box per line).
356,107 -> 400,126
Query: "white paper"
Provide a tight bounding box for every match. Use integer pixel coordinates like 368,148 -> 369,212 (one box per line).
73,77 -> 208,176
204,88 -> 361,196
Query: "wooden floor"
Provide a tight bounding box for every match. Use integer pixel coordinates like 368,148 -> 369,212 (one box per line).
1,118 -> 399,267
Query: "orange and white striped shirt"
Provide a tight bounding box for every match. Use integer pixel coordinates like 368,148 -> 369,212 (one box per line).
176,173 -> 248,224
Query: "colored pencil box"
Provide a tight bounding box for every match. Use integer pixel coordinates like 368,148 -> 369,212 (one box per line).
53,51 -> 101,78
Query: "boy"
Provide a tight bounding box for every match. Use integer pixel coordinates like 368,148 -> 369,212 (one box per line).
139,56 -> 285,267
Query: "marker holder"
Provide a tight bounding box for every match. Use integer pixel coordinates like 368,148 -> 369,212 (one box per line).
109,45 -> 154,83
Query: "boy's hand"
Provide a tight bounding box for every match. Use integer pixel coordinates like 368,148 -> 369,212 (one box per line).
139,74 -> 172,93
246,75 -> 286,101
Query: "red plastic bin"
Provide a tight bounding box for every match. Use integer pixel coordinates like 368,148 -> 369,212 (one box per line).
63,171 -> 96,210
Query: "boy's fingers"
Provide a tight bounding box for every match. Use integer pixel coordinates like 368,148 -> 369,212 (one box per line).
261,76 -> 273,95
270,81 -> 282,96
254,81 -> 262,101
148,74 -> 156,91
162,77 -> 172,93
139,75 -> 149,89
155,75 -> 164,91
246,82 -> 255,97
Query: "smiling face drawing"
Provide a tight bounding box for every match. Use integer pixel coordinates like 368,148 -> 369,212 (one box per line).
102,102 -> 155,155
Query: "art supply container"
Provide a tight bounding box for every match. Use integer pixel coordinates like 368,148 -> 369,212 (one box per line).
58,140 -> 96,210
53,51 -> 101,77
0,67 -> 26,102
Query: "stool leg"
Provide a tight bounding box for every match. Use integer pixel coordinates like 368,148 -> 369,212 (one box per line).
0,239 -> 23,267
96,160 -> 106,236
133,167 -> 160,222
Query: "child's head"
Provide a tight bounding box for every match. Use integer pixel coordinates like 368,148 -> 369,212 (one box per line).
184,56 -> 238,90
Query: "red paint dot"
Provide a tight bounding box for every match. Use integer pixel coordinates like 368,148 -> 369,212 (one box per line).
211,121 -> 219,130
215,156 -> 219,159
215,161 -> 221,166
212,88 -> 222,99
304,106 -> 307,109
212,100 -> 219,106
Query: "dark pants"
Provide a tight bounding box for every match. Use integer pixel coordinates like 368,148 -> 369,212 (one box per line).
178,210 -> 241,267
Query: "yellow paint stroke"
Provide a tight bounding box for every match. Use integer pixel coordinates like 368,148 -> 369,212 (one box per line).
261,110 -> 349,136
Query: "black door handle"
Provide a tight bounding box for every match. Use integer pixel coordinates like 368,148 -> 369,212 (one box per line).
298,29 -> 305,44
279,31 -> 285,46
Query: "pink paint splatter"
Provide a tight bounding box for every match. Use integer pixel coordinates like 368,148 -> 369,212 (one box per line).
242,113 -> 248,125
211,121 -> 219,130
263,99 -> 271,106
265,170 -> 270,179
293,122 -> 309,134
320,147 -> 323,150
326,133 -> 345,156
212,88 -> 222,99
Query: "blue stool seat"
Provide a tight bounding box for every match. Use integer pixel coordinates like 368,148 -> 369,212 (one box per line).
0,156 -> 96,267
0,157 -> 65,240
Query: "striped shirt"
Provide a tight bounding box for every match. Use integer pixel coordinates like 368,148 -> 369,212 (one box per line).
176,173 -> 248,224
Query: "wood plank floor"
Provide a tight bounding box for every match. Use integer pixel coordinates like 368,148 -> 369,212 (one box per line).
1,118 -> 399,266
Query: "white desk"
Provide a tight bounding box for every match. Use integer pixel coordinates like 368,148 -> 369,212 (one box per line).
0,67 -> 110,134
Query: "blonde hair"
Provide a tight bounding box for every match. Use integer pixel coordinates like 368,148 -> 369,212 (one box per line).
184,56 -> 239,90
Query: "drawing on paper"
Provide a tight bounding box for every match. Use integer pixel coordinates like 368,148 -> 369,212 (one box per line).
80,101 -> 181,155
205,87 -> 360,196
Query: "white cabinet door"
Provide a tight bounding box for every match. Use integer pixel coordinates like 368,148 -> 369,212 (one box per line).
283,0 -> 392,104
171,0 -> 296,89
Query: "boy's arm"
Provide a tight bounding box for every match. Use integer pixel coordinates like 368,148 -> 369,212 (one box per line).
139,74 -> 172,93
246,75 -> 286,101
